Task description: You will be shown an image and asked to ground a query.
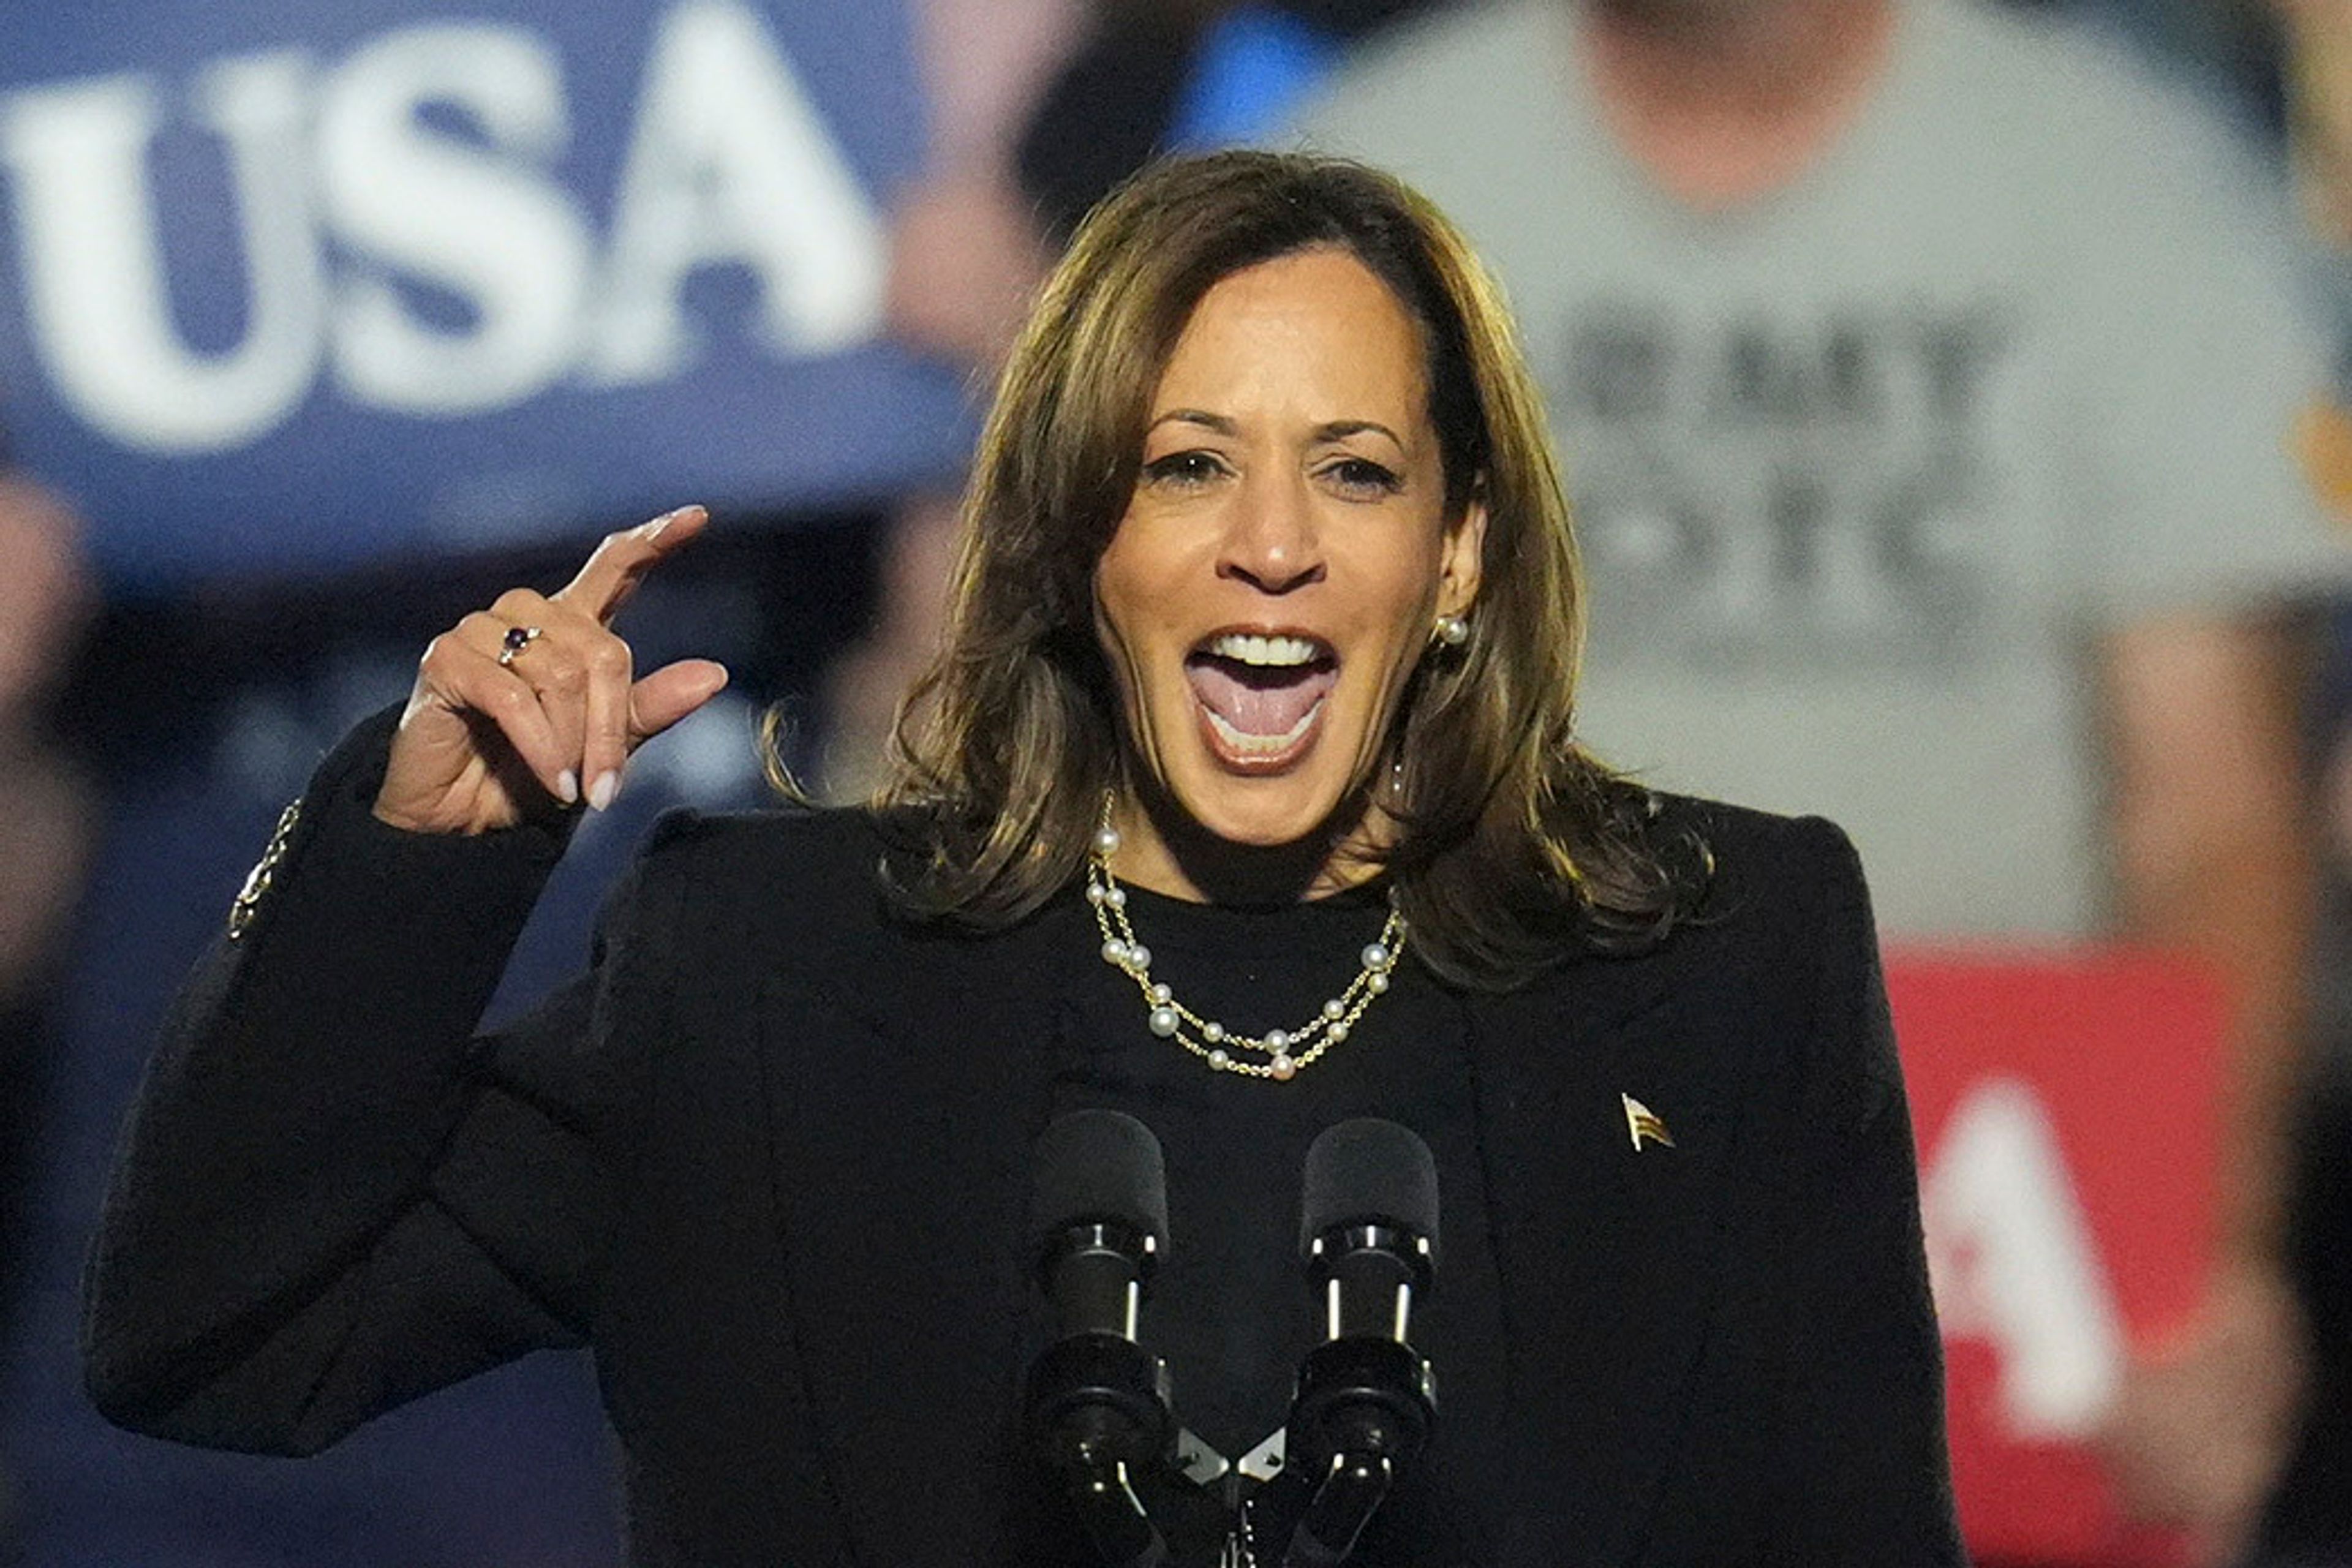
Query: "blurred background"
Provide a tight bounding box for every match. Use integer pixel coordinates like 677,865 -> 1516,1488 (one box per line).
2,0 -> 2349,1563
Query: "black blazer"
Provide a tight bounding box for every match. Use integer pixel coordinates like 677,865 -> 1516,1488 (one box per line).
86,714 -> 1962,1566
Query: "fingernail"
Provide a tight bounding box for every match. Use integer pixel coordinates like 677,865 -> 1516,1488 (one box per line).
640,505 -> 692,541
556,769 -> 579,805
588,771 -> 620,812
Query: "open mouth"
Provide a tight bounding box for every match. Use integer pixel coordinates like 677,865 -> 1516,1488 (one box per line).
1183,631 -> 1339,765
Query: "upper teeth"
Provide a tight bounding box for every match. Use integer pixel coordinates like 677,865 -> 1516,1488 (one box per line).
1210,633 -> 1321,667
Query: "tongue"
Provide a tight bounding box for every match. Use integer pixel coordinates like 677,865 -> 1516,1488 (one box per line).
1187,660 -> 1336,737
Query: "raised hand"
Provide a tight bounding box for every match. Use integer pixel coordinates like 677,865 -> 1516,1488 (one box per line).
374,505 -> 731,835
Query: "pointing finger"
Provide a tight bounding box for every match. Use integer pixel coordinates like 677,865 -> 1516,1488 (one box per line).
553,503 -> 709,625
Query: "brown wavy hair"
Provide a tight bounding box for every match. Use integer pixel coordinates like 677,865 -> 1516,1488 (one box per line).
873,149 -> 1705,988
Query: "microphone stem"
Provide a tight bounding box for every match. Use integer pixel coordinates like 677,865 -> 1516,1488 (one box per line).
1324,1244 -> 1417,1341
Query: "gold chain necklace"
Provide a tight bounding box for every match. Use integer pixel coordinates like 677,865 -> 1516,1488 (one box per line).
1084,796 -> 1405,1080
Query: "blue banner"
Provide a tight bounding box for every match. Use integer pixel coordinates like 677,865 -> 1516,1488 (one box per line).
0,0 -> 973,592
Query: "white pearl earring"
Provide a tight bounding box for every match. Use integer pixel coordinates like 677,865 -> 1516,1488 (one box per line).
1433,612 -> 1470,647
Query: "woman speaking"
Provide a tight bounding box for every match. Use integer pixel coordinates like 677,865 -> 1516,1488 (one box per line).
85,152 -> 1961,1566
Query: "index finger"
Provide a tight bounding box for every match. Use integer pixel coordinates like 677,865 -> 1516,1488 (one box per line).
551,503 -> 709,624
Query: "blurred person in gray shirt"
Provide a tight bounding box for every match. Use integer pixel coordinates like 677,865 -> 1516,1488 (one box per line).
1292,0 -> 2350,1555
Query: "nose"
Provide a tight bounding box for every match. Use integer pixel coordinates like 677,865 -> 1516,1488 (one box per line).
1217,470 -> 1325,595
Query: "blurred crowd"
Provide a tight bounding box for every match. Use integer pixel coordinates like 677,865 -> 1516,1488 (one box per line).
4,0 -> 2351,1563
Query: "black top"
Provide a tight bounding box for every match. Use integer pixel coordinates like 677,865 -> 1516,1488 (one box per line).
83,710 -> 1964,1567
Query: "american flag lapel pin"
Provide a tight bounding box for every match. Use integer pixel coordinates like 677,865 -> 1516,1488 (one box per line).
1622,1093 -> 1675,1151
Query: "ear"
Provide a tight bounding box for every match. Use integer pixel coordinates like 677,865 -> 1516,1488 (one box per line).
1438,497 -> 1488,619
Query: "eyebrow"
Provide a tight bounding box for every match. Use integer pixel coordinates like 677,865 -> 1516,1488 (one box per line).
1148,409 -> 1238,436
1315,418 -> 1404,447
1145,410 -> 1406,447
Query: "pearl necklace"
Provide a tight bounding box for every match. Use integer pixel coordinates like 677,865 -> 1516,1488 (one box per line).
1084,801 -> 1406,1081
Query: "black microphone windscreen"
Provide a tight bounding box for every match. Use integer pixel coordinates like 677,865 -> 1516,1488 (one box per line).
1028,1109 -> 1169,1251
1300,1118 -> 1439,1259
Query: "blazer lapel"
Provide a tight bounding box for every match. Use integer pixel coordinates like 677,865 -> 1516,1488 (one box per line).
1471,939 -> 1760,1568
758,910 -> 1074,1566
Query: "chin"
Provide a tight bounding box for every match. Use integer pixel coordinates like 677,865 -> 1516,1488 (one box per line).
1183,791 -> 1338,850
1161,746 -> 1367,854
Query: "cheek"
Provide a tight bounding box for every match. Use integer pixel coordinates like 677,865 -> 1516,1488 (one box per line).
1357,547 -> 1449,656
1091,524 -> 1186,675
1089,558 -> 1162,731
1090,525 -> 1131,635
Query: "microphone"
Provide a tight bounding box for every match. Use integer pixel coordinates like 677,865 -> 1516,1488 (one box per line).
1281,1118 -> 1439,1568
1300,1117 -> 1439,1344
1023,1109 -> 1175,1568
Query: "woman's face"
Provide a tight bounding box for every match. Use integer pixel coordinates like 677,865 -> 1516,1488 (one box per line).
1093,246 -> 1485,893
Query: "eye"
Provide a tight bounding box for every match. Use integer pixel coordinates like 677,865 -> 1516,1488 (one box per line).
1319,456 -> 1405,500
1140,450 -> 1230,489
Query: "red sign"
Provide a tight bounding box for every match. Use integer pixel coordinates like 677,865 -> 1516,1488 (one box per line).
1888,948 -> 2225,1567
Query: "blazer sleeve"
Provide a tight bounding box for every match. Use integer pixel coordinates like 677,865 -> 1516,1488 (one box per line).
1757,818 -> 1965,1567
82,708 -> 669,1457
